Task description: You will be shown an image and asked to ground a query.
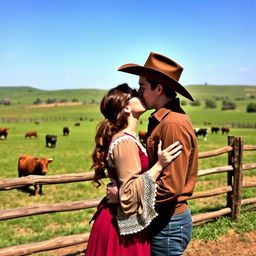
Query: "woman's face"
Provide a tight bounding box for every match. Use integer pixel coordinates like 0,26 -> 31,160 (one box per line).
126,91 -> 146,115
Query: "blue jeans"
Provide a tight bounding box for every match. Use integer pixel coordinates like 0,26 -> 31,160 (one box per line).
149,208 -> 192,256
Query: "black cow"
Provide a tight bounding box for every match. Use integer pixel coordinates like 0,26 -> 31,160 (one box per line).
63,126 -> 70,136
211,127 -> 220,134
0,128 -> 9,140
45,135 -> 57,148
194,128 -> 209,141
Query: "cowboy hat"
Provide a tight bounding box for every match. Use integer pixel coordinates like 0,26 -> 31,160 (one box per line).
118,52 -> 194,101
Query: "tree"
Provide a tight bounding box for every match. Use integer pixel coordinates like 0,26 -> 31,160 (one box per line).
246,103 -> 256,113
221,100 -> 236,110
181,100 -> 187,106
46,98 -> 57,104
190,99 -> 201,106
205,99 -> 217,108
33,98 -> 43,105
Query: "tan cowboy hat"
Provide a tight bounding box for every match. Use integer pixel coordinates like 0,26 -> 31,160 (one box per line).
118,52 -> 194,101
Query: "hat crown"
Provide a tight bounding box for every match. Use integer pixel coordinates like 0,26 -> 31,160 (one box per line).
144,52 -> 183,82
117,52 -> 194,101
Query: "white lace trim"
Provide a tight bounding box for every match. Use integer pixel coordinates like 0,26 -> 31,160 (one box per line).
116,171 -> 158,235
106,134 -> 147,165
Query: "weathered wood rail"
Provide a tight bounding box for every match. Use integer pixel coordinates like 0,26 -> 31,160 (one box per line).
0,136 -> 255,256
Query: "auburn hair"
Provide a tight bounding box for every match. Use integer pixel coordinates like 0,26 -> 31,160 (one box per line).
91,84 -> 131,186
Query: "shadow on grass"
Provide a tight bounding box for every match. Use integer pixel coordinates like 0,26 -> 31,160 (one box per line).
63,249 -> 85,256
17,186 -> 36,196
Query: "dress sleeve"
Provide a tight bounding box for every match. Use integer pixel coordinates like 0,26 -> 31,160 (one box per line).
108,135 -> 158,235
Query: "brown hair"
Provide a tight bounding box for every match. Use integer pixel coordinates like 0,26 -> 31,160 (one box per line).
91,83 -> 132,186
147,78 -> 177,98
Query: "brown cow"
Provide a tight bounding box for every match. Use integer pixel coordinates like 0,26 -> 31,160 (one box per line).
0,128 -> 9,140
25,131 -> 38,138
18,154 -> 53,195
221,127 -> 230,135
138,130 -> 147,145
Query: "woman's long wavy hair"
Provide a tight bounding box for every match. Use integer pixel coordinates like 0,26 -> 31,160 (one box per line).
91,83 -> 132,186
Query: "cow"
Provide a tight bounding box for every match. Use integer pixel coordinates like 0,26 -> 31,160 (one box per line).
45,135 -> 57,148
0,128 -> 9,140
74,122 -> 80,126
63,126 -> 70,136
221,127 -> 230,135
138,130 -> 147,145
194,128 -> 209,141
35,120 -> 40,125
18,154 -> 53,195
211,127 -> 220,134
25,131 -> 38,138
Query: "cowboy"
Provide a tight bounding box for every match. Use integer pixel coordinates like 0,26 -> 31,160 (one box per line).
107,52 -> 198,256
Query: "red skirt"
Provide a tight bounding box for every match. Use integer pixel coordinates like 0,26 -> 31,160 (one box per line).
85,200 -> 150,256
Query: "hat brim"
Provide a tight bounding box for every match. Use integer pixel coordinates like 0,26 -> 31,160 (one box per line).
118,63 -> 194,101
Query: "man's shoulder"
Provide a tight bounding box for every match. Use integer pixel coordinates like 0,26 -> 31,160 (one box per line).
159,111 -> 194,132
165,110 -> 191,123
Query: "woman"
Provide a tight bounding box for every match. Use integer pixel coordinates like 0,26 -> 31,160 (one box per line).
86,83 -> 182,255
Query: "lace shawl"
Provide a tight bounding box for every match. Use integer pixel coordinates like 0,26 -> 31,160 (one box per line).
107,134 -> 158,235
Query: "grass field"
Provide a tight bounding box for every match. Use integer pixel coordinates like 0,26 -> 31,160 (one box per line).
0,85 -> 256,253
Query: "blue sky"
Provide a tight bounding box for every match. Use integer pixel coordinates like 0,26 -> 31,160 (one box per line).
0,0 -> 255,90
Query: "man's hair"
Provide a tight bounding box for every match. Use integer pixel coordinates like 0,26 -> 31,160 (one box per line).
147,79 -> 177,98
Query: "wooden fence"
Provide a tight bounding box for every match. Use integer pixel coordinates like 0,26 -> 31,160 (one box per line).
0,136 -> 256,256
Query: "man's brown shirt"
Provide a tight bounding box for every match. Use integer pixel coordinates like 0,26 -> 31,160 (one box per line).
146,98 -> 198,215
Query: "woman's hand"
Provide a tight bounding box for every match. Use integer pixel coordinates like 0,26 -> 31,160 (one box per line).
157,140 -> 182,169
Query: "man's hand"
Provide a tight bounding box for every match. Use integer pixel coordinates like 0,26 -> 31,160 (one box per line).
106,181 -> 119,203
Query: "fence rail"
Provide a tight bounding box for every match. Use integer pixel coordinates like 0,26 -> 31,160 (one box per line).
0,136 -> 256,256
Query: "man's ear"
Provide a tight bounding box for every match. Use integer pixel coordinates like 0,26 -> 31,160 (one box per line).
156,84 -> 164,95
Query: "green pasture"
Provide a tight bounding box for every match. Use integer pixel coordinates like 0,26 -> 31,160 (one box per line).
0,86 -> 256,253
0,86 -> 105,105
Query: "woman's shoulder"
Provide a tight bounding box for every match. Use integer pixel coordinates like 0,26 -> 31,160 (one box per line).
110,131 -> 138,148
111,130 -> 126,141
107,131 -> 138,162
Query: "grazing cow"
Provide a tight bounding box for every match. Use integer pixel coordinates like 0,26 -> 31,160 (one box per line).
63,126 -> 70,136
25,131 -> 38,138
138,130 -> 147,145
211,127 -> 220,134
194,128 -> 209,141
221,127 -> 230,135
74,122 -> 80,126
45,135 -> 57,148
0,128 -> 9,140
18,154 -> 53,195
35,120 -> 40,125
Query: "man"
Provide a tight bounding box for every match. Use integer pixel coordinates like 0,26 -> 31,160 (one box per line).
109,52 -> 198,255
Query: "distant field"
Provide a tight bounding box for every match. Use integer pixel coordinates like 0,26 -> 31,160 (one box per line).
0,85 -> 256,250
1,85 -> 256,127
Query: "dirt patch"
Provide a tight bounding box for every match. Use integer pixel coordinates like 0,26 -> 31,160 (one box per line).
35,230 -> 256,255
184,229 -> 256,256
29,102 -> 83,108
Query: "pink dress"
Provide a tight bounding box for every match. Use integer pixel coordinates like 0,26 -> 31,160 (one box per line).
85,133 -> 157,256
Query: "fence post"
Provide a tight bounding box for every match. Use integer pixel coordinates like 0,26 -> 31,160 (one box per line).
232,137 -> 244,220
226,136 -> 243,220
226,136 -> 234,210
